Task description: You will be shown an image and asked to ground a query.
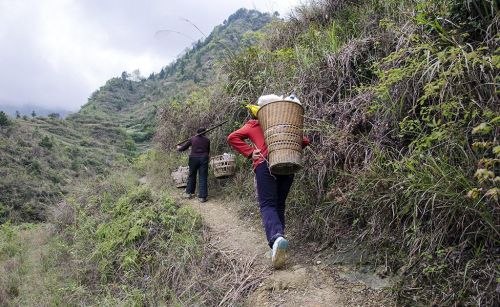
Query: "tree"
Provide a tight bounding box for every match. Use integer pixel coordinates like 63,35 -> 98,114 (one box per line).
0,202 -> 9,223
0,111 -> 10,126
39,135 -> 53,149
121,71 -> 129,80
124,139 -> 136,152
159,68 -> 166,79
48,113 -> 60,119
131,69 -> 144,82
15,110 -> 20,118
31,110 -> 36,118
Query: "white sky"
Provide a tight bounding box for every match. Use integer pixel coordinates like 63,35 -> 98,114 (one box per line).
0,0 -> 304,111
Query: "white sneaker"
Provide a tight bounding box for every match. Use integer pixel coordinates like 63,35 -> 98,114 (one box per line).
271,237 -> 288,269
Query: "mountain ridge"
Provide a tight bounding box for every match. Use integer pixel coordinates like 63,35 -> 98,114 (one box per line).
0,7 -> 274,222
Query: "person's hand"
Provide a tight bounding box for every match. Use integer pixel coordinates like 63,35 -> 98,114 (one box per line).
176,145 -> 181,150
252,149 -> 261,160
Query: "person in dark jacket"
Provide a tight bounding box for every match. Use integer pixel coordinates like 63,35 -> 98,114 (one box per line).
227,105 -> 309,269
177,127 -> 210,202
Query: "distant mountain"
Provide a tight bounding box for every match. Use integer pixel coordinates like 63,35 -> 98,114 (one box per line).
75,8 -> 275,138
0,104 -> 73,118
160,8 -> 274,82
2,9 -> 273,125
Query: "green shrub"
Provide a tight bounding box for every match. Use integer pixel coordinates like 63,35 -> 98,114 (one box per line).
0,111 -> 10,126
39,136 -> 53,149
70,173 -> 206,304
124,139 -> 136,152
0,203 -> 9,224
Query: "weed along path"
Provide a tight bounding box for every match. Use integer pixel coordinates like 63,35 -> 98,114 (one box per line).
0,223 -> 70,306
166,187 -> 395,307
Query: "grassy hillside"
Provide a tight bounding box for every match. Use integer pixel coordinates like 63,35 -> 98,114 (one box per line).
154,0 -> 499,305
1,163 -> 261,306
74,77 -> 157,147
0,114 -> 136,223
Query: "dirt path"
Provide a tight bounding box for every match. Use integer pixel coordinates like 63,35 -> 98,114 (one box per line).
168,189 -> 395,307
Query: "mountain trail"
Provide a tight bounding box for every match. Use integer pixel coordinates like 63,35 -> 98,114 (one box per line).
166,186 -> 395,307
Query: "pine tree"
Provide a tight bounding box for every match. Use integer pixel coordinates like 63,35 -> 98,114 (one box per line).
31,110 -> 36,118
39,135 -> 53,149
48,113 -> 60,119
0,111 -> 10,126
15,110 -> 20,118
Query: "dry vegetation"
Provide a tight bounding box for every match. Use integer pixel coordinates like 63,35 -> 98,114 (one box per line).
66,168 -> 264,306
155,0 -> 499,304
1,164 -> 266,306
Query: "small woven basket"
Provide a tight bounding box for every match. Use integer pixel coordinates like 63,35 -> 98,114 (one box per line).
257,100 -> 304,175
171,166 -> 189,188
210,154 -> 236,178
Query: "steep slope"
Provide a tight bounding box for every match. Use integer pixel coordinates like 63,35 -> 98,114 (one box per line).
153,0 -> 499,305
0,115 -> 135,222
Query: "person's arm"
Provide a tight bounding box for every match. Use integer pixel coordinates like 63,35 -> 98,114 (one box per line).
177,139 -> 192,152
227,124 -> 254,159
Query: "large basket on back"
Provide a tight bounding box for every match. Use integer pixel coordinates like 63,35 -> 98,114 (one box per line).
210,154 -> 236,178
171,166 -> 189,188
257,100 -> 304,175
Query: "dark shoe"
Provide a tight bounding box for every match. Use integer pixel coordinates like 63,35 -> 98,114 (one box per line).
199,198 -> 207,203
183,193 -> 194,199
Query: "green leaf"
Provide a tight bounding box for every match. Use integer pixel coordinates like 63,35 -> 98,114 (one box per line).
490,116 -> 500,126
493,145 -> 500,157
472,123 -> 492,135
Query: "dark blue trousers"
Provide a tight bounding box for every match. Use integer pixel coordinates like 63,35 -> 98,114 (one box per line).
186,156 -> 209,198
255,162 -> 294,248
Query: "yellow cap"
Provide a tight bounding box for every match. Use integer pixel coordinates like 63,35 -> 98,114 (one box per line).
245,104 -> 260,117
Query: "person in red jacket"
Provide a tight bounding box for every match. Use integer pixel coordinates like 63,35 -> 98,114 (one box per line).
227,104 -> 309,269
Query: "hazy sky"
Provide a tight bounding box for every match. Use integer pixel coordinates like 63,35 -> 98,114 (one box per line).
0,0 -> 304,111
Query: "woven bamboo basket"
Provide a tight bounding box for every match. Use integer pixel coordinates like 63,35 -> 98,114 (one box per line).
257,100 -> 304,175
210,154 -> 236,178
171,166 -> 189,188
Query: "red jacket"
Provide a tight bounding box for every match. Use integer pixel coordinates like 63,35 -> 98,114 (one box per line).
227,119 -> 310,169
